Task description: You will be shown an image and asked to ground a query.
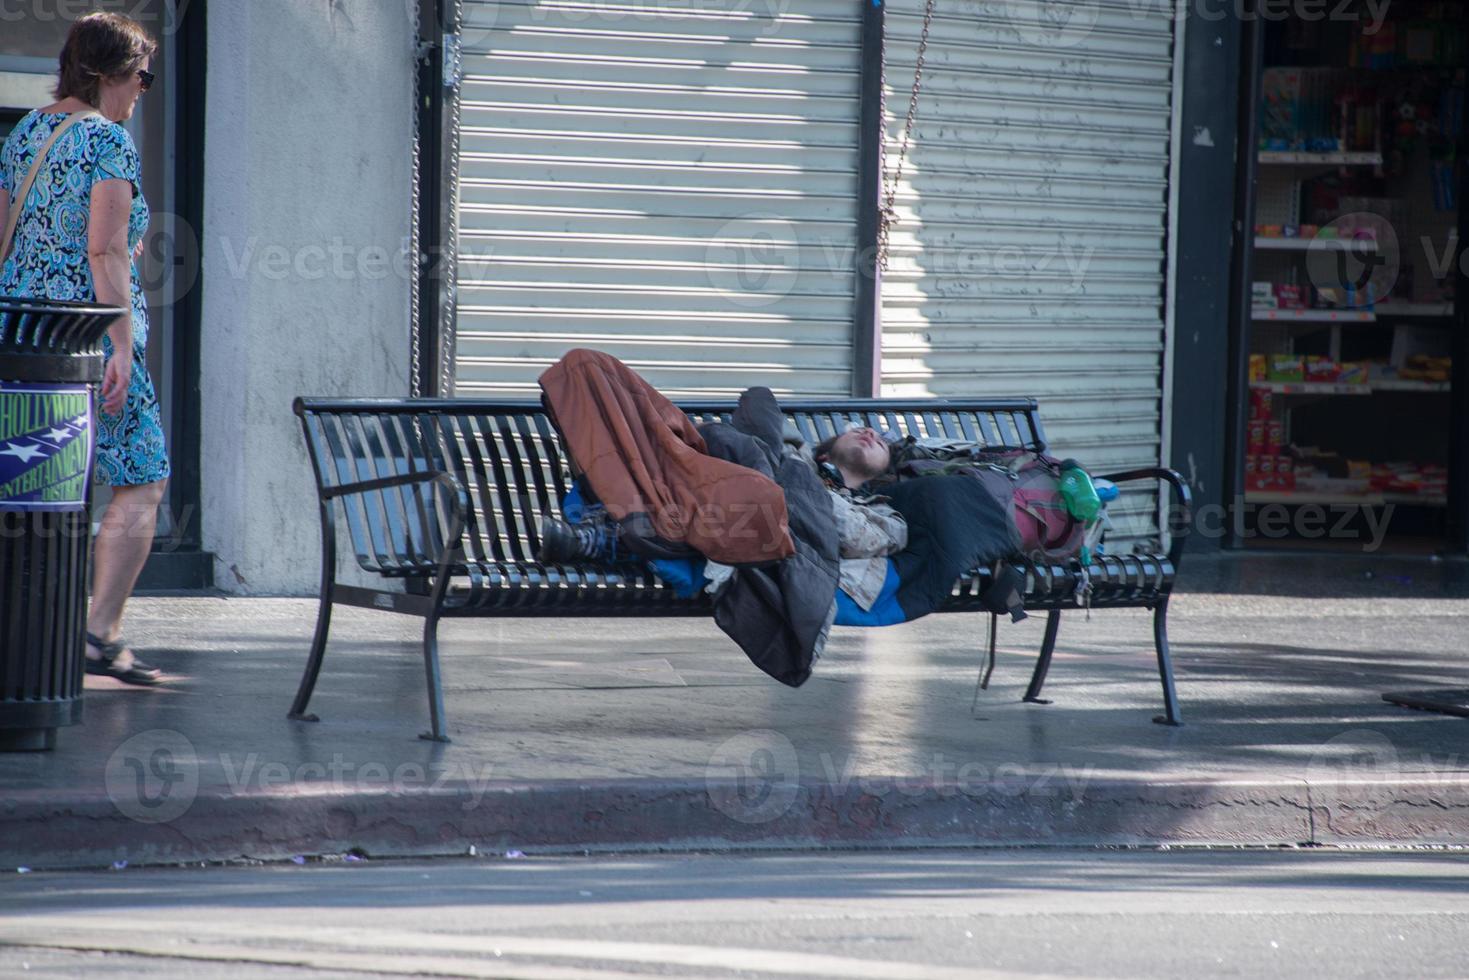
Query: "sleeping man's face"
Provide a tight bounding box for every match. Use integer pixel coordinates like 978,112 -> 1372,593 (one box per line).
828,427 -> 890,483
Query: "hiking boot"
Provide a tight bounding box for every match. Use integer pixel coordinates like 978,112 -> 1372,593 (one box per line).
980,561 -> 1028,623
537,515 -> 618,564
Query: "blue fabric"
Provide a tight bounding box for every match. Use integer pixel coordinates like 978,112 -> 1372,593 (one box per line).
0,111 -> 169,487
560,480 -> 705,594
834,559 -> 907,626
647,557 -> 707,599
560,481 -> 909,615
561,481 -> 589,523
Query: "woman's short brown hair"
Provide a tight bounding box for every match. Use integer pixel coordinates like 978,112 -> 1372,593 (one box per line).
54,12 -> 157,107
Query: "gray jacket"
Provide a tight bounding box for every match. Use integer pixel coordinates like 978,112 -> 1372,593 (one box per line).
697,388 -> 840,687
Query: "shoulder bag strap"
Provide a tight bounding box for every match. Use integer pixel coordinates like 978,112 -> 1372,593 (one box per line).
0,110 -> 101,265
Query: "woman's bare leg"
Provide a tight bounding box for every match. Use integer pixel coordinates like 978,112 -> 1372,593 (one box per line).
87,479 -> 168,663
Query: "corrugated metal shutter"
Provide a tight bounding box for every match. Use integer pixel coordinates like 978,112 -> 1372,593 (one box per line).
880,1 -> 1176,548
453,0 -> 863,398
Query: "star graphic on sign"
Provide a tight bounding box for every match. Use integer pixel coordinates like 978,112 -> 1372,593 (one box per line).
0,442 -> 48,463
44,427 -> 74,443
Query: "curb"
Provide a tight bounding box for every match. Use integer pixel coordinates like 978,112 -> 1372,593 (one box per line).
5,775 -> 1469,870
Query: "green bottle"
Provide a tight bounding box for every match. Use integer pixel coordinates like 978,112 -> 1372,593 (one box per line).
1058,459 -> 1102,523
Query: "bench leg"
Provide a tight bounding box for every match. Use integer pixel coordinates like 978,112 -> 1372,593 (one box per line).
1152,600 -> 1183,726
419,612 -> 451,743
288,584 -> 333,723
1023,610 -> 1062,705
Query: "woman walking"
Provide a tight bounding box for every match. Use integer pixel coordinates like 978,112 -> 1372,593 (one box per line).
0,13 -> 169,685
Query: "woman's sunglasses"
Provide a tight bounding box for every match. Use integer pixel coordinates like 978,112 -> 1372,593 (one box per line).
136,68 -> 155,92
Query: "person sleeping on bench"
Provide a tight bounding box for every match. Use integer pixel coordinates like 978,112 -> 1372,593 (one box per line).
536,419 -> 1028,626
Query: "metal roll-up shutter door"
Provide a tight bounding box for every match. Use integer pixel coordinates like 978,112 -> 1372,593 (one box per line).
454,1 -> 863,398
880,1 -> 1176,548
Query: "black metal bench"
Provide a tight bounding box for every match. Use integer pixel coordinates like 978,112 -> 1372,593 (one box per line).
289,397 -> 1192,741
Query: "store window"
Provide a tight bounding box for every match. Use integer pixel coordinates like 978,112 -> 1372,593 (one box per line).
1240,1 -> 1466,553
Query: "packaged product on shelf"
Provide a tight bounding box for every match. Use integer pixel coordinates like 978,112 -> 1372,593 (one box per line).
1391,324 -> 1451,368
1305,356 -> 1341,382
1297,448 -> 1346,479
1250,385 -> 1273,419
1425,466 -> 1449,499
1245,454 -> 1260,490
1259,68 -> 1304,148
1248,419 -> 1267,456
1351,23 -> 1397,70
1276,455 -> 1296,491
1252,283 -> 1276,309
1267,420 -> 1285,453
1401,355 -> 1452,383
1269,355 -> 1306,382
1348,459 -> 1373,480
1257,454 -> 1276,489
1375,464 -> 1420,494
1274,284 -> 1306,309
1249,354 -> 1269,382
1337,361 -> 1369,385
1370,462 -> 1450,499
1338,199 -> 1401,242
1403,24 -> 1437,65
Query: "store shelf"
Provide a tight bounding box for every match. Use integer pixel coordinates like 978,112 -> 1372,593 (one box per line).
1375,301 -> 1454,318
1246,490 -> 1381,505
1245,493 -> 1451,511
1372,380 -> 1451,393
1257,151 -> 1383,166
1253,236 -> 1377,251
1245,490 -> 1446,508
1251,308 -> 1375,323
1251,380 -> 1449,395
1383,494 -> 1449,508
1251,382 -> 1372,395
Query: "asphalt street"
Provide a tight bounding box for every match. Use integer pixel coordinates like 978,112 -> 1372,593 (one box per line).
2,849 -> 1467,979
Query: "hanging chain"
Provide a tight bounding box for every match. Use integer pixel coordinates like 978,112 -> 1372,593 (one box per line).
877,0 -> 936,272
409,34 -> 425,400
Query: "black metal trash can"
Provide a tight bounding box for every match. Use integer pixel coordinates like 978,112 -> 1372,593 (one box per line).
0,296 -> 122,751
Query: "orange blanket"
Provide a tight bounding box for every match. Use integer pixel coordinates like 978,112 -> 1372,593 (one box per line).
539,349 -> 795,566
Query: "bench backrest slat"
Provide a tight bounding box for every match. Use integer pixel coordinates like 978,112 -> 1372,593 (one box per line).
442,414 -> 494,566
296,397 -> 1045,576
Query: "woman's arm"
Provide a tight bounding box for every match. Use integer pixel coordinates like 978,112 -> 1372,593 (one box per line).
88,178 -> 134,414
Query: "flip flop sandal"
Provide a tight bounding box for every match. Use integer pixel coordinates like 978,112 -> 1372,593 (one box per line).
85,632 -> 163,686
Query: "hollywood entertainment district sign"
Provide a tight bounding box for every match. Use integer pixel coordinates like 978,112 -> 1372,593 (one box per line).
0,382 -> 94,512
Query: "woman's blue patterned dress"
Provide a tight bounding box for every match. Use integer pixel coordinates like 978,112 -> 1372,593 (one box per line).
0,110 -> 170,487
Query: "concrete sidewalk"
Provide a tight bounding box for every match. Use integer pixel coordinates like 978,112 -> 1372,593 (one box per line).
4,555 -> 1469,869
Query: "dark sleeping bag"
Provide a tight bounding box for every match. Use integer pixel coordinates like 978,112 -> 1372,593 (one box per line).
882,474 -> 1021,621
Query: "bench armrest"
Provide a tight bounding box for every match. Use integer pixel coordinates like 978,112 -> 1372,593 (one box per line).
320,470 -> 471,571
1096,467 -> 1192,569
321,470 -> 462,505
